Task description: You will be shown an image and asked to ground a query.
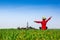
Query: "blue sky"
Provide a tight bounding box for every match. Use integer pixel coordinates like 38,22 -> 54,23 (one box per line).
0,0 -> 60,29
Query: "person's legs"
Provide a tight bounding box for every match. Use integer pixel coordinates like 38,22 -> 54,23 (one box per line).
39,27 -> 48,30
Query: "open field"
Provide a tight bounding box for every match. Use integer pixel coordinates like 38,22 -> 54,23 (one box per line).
0,29 -> 60,40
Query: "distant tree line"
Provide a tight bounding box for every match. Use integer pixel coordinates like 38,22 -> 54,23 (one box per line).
17,22 -> 37,30
17,26 -> 37,30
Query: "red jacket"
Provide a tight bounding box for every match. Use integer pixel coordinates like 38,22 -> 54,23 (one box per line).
34,17 -> 52,30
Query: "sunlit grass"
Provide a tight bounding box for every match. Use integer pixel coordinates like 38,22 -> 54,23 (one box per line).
0,29 -> 60,40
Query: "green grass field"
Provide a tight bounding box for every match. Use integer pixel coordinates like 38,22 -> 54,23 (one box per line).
0,29 -> 60,40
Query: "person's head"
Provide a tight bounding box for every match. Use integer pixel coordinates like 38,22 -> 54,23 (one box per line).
42,16 -> 46,20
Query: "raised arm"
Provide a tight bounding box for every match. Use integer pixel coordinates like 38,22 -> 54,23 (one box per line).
46,16 -> 52,22
34,21 -> 41,23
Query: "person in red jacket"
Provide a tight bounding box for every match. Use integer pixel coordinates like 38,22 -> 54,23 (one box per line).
34,16 -> 52,30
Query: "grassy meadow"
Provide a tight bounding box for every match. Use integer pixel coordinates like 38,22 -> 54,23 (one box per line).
0,29 -> 60,40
